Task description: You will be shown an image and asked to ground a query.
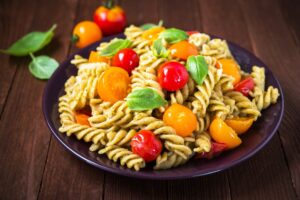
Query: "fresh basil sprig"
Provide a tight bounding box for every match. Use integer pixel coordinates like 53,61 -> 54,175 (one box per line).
158,28 -> 188,44
152,38 -> 169,58
186,55 -> 208,85
126,88 -> 167,111
140,20 -> 164,30
29,53 -> 58,79
100,39 -> 132,57
1,24 -> 57,56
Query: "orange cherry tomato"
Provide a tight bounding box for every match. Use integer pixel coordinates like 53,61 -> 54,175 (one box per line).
75,113 -> 90,126
88,51 -> 110,64
72,21 -> 102,48
163,104 -> 197,137
209,118 -> 241,149
142,27 -> 165,42
169,41 -> 198,60
216,59 -> 241,85
225,117 -> 254,135
97,67 -> 130,103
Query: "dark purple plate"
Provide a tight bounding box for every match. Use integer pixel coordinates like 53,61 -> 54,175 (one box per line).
43,34 -> 284,180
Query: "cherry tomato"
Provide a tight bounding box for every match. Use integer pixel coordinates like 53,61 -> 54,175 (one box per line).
72,21 -> 102,48
94,6 -> 126,36
209,118 -> 241,149
163,104 -> 197,137
216,59 -> 241,85
141,26 -> 165,42
157,61 -> 189,91
169,41 -> 198,61
196,142 -> 227,159
112,48 -> 139,73
225,117 -> 254,135
186,31 -> 200,36
131,130 -> 162,162
97,67 -> 130,103
88,51 -> 110,64
234,77 -> 255,96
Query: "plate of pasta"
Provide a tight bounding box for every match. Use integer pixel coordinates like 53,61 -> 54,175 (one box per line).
43,24 -> 283,179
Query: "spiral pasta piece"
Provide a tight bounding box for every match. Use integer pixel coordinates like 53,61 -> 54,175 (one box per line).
192,66 -> 222,117
251,66 -> 265,91
125,25 -> 151,55
98,145 -> 146,171
208,91 -> 230,120
70,55 -> 88,68
106,129 -> 137,146
250,86 -> 279,111
194,132 -> 212,153
154,152 -> 188,170
200,39 -> 232,59
188,33 -> 210,50
170,77 -> 195,104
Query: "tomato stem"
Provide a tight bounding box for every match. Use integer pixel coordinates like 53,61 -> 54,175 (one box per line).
103,0 -> 116,9
71,35 -> 79,43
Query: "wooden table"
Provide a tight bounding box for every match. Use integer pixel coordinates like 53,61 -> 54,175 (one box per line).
1,0 -> 299,199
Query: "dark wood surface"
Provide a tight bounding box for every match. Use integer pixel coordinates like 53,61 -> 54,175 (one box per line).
0,0 -> 299,199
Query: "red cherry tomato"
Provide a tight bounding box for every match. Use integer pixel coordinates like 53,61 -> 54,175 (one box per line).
131,130 -> 162,162
112,48 -> 139,73
186,31 -> 200,36
234,77 -> 255,96
157,61 -> 189,91
94,6 -> 126,36
196,142 -> 227,159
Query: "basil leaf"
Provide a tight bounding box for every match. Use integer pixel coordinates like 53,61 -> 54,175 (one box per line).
100,39 -> 132,57
159,28 -> 188,44
186,55 -> 208,85
127,88 -> 167,111
29,54 -> 59,79
1,24 -> 57,56
152,39 -> 169,58
140,20 -> 164,30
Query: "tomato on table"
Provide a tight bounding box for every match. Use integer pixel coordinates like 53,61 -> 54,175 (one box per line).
163,104 -> 197,137
234,77 -> 255,96
157,61 -> 189,91
141,26 -> 165,42
131,130 -> 162,162
209,118 -> 242,149
88,51 -> 110,64
94,4 -> 126,36
112,48 -> 139,73
97,67 -> 130,103
169,40 -> 198,60
225,117 -> 254,135
72,21 -> 102,48
216,59 -> 241,85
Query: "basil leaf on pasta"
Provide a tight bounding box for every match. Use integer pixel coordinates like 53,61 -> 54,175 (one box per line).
29,53 -> 59,79
100,39 -> 132,57
1,24 -> 57,56
159,28 -> 188,44
127,88 -> 167,111
186,55 -> 208,85
152,39 -> 169,58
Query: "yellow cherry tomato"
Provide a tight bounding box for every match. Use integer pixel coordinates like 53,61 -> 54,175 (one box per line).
216,59 -> 241,85
169,41 -> 198,60
163,104 -> 197,137
97,67 -> 130,103
225,117 -> 254,135
72,21 -> 102,48
88,51 -> 110,64
209,118 -> 241,149
142,27 -> 165,42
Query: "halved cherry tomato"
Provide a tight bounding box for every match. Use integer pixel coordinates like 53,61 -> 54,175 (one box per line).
131,130 -> 162,162
163,104 -> 197,137
72,21 -> 102,48
186,31 -> 200,36
157,61 -> 189,91
97,67 -> 130,103
141,26 -> 165,42
75,112 -> 90,126
88,51 -> 110,64
216,59 -> 241,85
225,117 -> 254,135
94,5 -> 126,36
112,48 -> 139,73
209,118 -> 241,149
196,142 -> 227,159
169,41 -> 198,61
234,77 -> 255,96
